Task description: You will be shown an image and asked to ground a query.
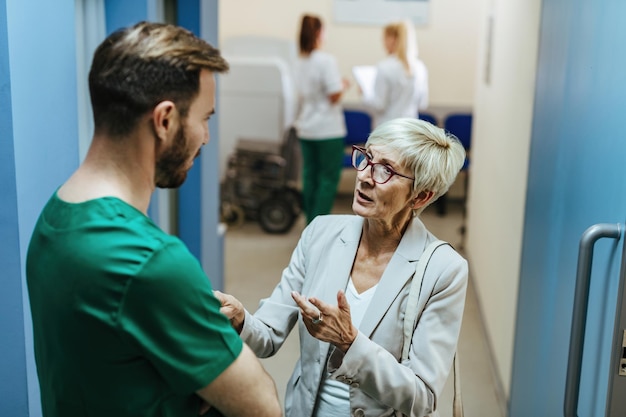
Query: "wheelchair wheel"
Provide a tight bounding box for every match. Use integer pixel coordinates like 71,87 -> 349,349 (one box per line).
220,202 -> 245,228
284,187 -> 303,215
258,197 -> 296,234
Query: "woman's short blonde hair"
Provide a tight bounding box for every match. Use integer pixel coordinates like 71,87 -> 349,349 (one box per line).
366,118 -> 466,204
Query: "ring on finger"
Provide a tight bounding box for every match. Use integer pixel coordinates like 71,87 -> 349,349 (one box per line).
312,311 -> 323,324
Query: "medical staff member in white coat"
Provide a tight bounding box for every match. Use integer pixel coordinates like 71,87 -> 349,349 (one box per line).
295,14 -> 348,224
363,20 -> 429,128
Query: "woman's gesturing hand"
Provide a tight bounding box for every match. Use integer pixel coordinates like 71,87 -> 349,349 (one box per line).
291,290 -> 357,352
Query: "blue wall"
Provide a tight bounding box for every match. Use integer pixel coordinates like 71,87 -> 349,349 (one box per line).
105,0 -> 146,30
104,0 -> 163,37
3,1 -> 80,416
198,0 -> 223,290
178,0 -> 224,290
0,0 -> 28,415
177,0 -> 203,263
511,0 -> 626,415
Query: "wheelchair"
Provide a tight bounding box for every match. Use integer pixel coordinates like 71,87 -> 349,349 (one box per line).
220,127 -> 302,234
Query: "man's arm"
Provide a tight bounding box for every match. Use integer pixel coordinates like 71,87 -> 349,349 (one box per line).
196,344 -> 282,417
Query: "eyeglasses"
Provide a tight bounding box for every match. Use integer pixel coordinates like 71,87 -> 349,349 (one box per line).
351,145 -> 415,184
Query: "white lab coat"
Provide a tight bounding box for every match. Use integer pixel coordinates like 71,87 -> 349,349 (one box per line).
363,56 -> 429,128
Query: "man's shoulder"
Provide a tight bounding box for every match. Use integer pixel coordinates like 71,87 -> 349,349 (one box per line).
31,194 -> 191,271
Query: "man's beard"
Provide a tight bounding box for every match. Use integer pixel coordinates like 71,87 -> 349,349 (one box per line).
155,124 -> 195,189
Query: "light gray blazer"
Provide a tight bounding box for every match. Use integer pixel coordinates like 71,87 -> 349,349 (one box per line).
239,214 -> 468,417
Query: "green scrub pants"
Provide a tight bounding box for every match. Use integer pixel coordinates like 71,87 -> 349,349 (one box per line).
299,137 -> 345,224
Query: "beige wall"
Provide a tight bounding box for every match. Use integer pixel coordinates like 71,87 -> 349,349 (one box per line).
465,0 -> 542,399
219,0 -> 485,107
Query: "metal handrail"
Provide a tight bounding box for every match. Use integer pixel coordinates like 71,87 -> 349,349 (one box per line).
564,223 -> 622,417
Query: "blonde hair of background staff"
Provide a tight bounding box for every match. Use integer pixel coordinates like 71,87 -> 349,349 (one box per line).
384,20 -> 418,76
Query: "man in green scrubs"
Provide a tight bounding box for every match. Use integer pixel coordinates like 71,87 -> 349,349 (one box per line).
26,21 -> 281,417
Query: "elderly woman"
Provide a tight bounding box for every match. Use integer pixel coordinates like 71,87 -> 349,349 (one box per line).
216,118 -> 467,417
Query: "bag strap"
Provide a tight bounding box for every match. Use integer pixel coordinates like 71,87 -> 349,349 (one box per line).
402,240 -> 447,360
452,352 -> 463,417
402,240 -> 464,417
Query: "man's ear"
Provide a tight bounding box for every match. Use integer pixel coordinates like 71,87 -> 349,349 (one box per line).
152,100 -> 179,144
411,190 -> 435,210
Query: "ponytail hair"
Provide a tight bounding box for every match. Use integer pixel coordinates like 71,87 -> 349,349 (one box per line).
299,14 -> 322,55
384,20 -> 418,75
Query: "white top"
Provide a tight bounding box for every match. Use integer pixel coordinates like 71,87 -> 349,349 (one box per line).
295,50 -> 347,139
362,55 -> 429,128
314,278 -> 378,417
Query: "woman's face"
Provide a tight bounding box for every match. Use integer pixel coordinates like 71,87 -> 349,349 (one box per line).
384,33 -> 397,54
352,145 -> 416,224
316,27 -> 325,49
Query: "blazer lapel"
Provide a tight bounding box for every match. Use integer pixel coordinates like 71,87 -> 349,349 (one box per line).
316,216 -> 363,305
358,217 -> 430,337
314,217 -> 363,361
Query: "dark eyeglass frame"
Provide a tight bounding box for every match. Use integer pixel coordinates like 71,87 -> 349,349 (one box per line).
351,145 -> 415,184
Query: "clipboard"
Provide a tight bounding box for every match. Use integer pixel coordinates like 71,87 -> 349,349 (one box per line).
352,65 -> 377,98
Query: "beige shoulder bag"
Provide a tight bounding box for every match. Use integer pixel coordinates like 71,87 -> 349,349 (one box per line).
402,240 -> 464,417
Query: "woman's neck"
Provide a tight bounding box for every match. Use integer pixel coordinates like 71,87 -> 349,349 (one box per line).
361,214 -> 412,255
